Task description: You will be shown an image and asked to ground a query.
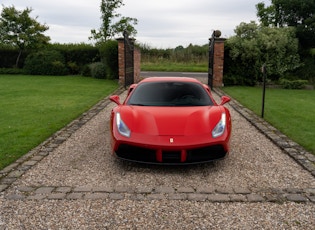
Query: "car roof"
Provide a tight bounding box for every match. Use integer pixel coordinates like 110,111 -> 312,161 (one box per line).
140,77 -> 202,84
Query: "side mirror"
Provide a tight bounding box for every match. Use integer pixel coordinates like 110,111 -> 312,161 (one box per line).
110,95 -> 121,105
220,96 -> 230,105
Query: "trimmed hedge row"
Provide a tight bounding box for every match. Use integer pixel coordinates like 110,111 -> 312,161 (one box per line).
0,41 -> 119,79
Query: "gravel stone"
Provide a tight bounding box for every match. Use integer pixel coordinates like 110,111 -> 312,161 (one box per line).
187,194 -> 208,201
247,194 -> 265,202
0,84 -> 314,228
286,194 -> 308,202
176,186 -> 195,193
207,194 -> 230,202
66,193 -> 83,200
196,186 -> 215,194
35,187 -> 54,194
48,193 -> 67,200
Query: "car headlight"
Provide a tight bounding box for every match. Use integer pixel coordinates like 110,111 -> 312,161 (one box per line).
116,112 -> 131,137
212,113 -> 226,138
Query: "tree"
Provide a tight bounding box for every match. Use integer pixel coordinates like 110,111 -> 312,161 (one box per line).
256,0 -> 315,49
227,21 -> 300,84
90,0 -> 138,44
0,5 -> 50,67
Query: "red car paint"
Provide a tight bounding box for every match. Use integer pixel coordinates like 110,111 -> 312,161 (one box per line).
110,77 -> 231,164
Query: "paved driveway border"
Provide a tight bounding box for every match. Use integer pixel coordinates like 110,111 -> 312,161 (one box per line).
1,87 -> 314,203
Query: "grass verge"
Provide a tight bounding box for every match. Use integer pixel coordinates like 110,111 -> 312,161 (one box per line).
222,86 -> 315,155
0,75 -> 118,170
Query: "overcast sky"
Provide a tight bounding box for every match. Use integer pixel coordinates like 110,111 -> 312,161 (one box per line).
1,0 -> 269,48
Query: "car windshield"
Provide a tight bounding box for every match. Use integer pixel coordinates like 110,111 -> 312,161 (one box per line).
126,81 -> 213,106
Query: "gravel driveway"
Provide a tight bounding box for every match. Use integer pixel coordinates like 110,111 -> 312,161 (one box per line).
0,85 -> 314,229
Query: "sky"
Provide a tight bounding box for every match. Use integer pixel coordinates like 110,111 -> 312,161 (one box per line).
0,0 -> 269,48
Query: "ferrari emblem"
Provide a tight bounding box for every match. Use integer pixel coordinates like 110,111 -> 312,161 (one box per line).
170,138 -> 174,143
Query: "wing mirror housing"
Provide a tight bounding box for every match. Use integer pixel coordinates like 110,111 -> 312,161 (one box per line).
220,96 -> 230,105
110,95 -> 121,105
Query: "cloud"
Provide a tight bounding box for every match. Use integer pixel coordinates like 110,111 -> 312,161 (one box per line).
1,0 -> 267,48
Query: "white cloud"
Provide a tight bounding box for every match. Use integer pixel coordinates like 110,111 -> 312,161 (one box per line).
1,0 -> 269,48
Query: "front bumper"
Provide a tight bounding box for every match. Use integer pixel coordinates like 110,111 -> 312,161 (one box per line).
114,143 -> 228,164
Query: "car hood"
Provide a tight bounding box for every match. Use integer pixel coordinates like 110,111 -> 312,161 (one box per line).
118,106 -> 224,136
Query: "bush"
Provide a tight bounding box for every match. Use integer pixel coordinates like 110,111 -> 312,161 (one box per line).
99,40 -> 118,79
90,62 -> 107,79
0,47 -> 28,68
279,79 -> 308,89
24,50 -> 68,75
0,68 -> 26,74
81,65 -> 92,77
67,61 -> 80,75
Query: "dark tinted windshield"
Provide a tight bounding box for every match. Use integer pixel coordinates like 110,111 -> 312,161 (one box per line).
127,81 -> 213,106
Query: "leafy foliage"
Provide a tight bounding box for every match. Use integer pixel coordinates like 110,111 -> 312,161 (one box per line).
0,5 -> 50,67
0,67 -> 25,74
226,21 -> 300,84
24,50 -> 68,75
256,0 -> 315,49
0,46 -> 28,68
89,62 -> 107,79
99,40 -> 118,79
90,0 -> 138,44
279,79 -> 308,89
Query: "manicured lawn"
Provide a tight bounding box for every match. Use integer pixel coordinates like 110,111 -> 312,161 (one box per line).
222,86 -> 315,154
141,60 -> 207,72
0,75 -> 118,169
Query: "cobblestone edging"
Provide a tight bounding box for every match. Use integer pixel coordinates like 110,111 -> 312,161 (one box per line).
5,185 -> 315,203
214,88 -> 315,178
1,87 -> 314,203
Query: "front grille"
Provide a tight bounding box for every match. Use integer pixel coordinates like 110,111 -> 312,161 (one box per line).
115,144 -> 227,164
162,151 -> 181,163
116,144 -> 156,162
186,145 -> 226,163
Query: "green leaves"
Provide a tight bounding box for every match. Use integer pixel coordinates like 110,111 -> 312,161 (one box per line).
90,0 -> 138,44
256,0 -> 315,49
227,21 -> 300,82
0,5 -> 50,66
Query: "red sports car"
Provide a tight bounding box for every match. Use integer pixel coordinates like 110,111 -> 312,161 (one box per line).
109,77 -> 231,164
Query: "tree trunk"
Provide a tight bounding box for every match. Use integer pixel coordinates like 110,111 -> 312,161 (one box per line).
15,50 -> 22,68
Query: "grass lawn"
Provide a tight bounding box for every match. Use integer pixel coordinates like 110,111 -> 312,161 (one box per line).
141,60 -> 208,72
222,86 -> 315,154
0,75 -> 118,170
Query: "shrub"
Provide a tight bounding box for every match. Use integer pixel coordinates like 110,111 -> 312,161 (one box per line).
24,50 -> 68,75
67,61 -> 80,75
81,65 -> 92,77
0,47 -> 28,68
90,62 -> 107,79
99,40 -> 118,79
0,68 -> 26,74
279,79 -> 308,89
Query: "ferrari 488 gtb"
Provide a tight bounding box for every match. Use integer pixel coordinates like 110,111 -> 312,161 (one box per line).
109,77 -> 231,164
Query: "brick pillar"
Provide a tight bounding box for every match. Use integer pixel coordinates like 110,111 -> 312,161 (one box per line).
117,38 -> 141,86
117,38 -> 125,86
213,38 -> 226,87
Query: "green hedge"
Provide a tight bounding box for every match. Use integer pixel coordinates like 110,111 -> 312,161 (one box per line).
0,68 -> 26,74
24,50 -> 68,75
0,48 -> 28,68
99,40 -> 118,79
279,79 -> 309,89
89,62 -> 107,79
48,43 -> 100,74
